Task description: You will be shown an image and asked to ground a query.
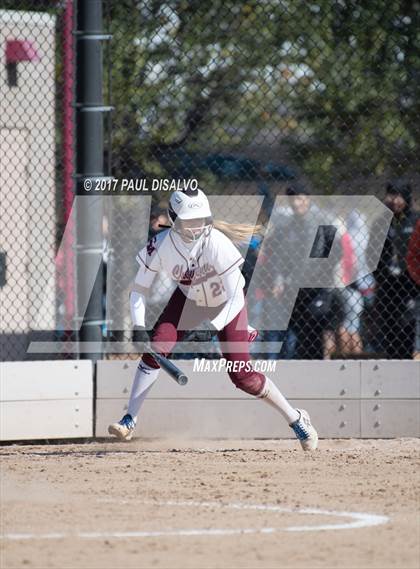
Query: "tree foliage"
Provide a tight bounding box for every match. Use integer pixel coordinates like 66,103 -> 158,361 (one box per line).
109,0 -> 420,190
3,1 -> 419,188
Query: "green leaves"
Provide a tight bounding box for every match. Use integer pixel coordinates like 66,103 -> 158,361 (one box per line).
109,1 -> 420,189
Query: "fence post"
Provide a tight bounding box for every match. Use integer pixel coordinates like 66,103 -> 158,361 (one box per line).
75,0 -> 109,359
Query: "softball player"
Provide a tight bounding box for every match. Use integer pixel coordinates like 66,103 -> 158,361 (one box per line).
108,188 -> 318,450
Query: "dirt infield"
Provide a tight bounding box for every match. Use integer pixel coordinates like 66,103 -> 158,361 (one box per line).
1,438 -> 419,569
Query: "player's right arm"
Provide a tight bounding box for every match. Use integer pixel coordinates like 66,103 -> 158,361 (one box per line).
130,234 -> 164,327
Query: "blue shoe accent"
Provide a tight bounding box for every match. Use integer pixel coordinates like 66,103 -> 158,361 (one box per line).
290,409 -> 318,451
290,413 -> 310,441
119,414 -> 135,430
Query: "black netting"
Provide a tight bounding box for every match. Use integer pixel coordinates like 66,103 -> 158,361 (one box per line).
1,1 -> 419,361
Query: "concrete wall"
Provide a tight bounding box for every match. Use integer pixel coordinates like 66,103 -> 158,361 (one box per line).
1,361 -> 93,440
96,359 -> 420,439
0,359 -> 418,441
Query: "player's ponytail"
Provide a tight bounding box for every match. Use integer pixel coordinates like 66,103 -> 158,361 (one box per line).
213,220 -> 263,243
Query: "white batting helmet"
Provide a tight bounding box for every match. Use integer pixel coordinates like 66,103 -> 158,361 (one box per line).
168,188 -> 213,241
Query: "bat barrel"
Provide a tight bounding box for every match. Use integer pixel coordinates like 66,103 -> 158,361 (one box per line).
146,346 -> 189,386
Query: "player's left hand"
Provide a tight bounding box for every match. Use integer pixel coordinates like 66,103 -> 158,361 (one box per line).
132,325 -> 150,344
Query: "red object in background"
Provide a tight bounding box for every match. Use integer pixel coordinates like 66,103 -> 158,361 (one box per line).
407,219 -> 420,285
341,231 -> 356,286
6,40 -> 39,63
62,0 -> 76,327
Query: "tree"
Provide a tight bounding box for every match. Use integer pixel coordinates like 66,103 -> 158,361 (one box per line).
109,0 -> 420,191
281,0 -> 420,188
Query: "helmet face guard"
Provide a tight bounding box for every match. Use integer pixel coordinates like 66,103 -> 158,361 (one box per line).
168,206 -> 213,242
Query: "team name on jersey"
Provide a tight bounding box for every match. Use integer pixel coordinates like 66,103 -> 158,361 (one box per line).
172,262 -> 217,285
146,236 -> 157,256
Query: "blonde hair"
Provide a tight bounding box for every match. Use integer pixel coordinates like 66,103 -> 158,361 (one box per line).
213,219 -> 263,243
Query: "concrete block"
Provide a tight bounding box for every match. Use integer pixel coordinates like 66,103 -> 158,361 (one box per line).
361,360 -> 420,399
361,400 -> 420,438
96,359 -> 360,400
0,360 -> 93,440
96,398 -> 360,439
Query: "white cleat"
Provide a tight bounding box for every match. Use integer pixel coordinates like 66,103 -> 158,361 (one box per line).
108,414 -> 136,441
290,409 -> 318,451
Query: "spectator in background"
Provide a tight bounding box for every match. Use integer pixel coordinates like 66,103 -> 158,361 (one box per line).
241,232 -> 264,355
329,211 -> 373,357
323,215 -> 361,358
149,207 -> 170,239
367,180 -> 418,358
407,219 -> 420,360
259,185 -> 339,359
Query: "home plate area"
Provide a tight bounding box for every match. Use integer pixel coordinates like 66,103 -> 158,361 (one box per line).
1,438 -> 418,569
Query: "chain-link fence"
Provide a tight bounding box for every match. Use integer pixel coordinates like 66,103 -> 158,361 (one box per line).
1,1 -> 419,361
1,1 -> 76,361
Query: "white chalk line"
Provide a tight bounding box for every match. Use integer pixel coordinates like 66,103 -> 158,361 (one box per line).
99,499 -> 390,531
0,499 -> 389,541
